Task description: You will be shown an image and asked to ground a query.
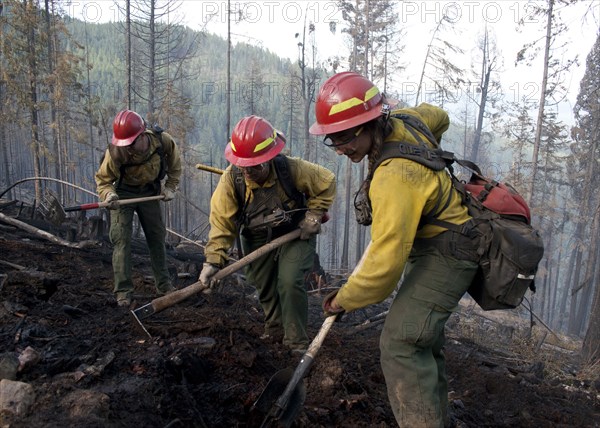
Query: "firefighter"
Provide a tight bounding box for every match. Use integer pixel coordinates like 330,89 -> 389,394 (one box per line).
200,115 -> 336,353
310,72 -> 479,427
95,109 -> 182,307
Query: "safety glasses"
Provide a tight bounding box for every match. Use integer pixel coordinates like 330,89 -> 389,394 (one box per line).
323,126 -> 364,149
239,162 -> 268,172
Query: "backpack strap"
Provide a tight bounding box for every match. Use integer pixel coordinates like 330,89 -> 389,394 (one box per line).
232,166 -> 248,215
232,155 -> 306,209
377,115 -> 457,227
453,158 -> 482,176
395,114 -> 440,147
231,166 -> 248,255
231,155 -> 305,255
373,114 -> 455,173
272,154 -> 306,208
387,114 -> 489,234
115,127 -> 167,190
375,142 -> 453,172
150,125 -> 167,181
421,180 -> 473,234
418,174 -> 455,230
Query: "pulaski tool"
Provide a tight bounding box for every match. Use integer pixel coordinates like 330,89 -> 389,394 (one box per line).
63,195 -> 165,212
39,189 -> 67,225
130,229 -> 301,337
42,193 -> 166,224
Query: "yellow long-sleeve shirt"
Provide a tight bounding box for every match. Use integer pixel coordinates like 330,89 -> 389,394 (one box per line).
205,156 -> 336,267
336,103 -> 471,312
95,130 -> 182,200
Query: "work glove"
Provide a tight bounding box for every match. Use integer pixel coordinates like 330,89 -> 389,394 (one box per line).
199,262 -> 221,291
104,192 -> 119,209
105,192 -> 118,203
322,288 -> 345,318
299,210 -> 323,240
162,187 -> 176,202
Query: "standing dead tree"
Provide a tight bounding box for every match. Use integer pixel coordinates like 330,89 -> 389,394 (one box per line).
414,14 -> 464,107
571,30 -> 600,353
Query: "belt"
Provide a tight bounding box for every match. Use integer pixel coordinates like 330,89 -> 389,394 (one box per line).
413,229 -> 480,262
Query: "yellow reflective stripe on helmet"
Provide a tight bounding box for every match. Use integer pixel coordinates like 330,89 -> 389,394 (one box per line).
329,86 -> 380,116
254,130 -> 277,152
230,140 -> 237,152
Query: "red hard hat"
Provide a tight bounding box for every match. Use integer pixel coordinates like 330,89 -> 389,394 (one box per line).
309,72 -> 390,135
112,110 -> 146,146
225,116 -> 285,167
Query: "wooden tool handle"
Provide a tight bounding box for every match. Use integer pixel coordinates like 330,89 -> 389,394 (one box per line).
146,229 -> 302,315
64,195 -> 165,212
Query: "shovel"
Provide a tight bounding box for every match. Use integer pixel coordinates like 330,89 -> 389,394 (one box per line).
131,229 -> 302,336
252,314 -> 338,428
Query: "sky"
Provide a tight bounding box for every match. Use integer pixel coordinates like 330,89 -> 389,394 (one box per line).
66,0 -> 599,123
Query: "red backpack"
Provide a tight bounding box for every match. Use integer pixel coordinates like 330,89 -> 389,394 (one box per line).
465,176 -> 531,221
367,114 -> 545,310
442,160 -> 544,310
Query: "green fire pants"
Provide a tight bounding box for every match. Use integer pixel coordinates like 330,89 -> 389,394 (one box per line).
380,246 -> 478,427
109,186 -> 171,296
241,234 -> 315,349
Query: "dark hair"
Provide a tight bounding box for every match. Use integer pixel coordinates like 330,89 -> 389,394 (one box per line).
367,118 -> 388,176
361,114 -> 393,196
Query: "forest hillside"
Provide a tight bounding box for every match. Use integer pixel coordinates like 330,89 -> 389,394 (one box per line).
1,0 -> 600,362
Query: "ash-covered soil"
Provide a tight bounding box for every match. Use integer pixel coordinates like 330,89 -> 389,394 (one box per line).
0,205 -> 598,427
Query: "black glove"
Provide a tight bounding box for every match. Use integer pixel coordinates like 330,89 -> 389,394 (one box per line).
322,289 -> 345,318
299,210 -> 323,240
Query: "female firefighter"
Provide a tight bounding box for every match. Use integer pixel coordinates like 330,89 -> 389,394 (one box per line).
310,72 -> 479,427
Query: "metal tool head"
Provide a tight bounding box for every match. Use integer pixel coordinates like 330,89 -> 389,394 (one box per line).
253,315 -> 337,427
132,302 -> 155,321
39,189 -> 66,225
130,309 -> 152,339
251,367 -> 306,428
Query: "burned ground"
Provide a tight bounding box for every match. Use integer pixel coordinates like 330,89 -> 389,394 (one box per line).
0,204 -> 599,427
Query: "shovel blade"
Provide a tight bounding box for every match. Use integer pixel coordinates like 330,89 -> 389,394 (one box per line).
252,367 -> 306,428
